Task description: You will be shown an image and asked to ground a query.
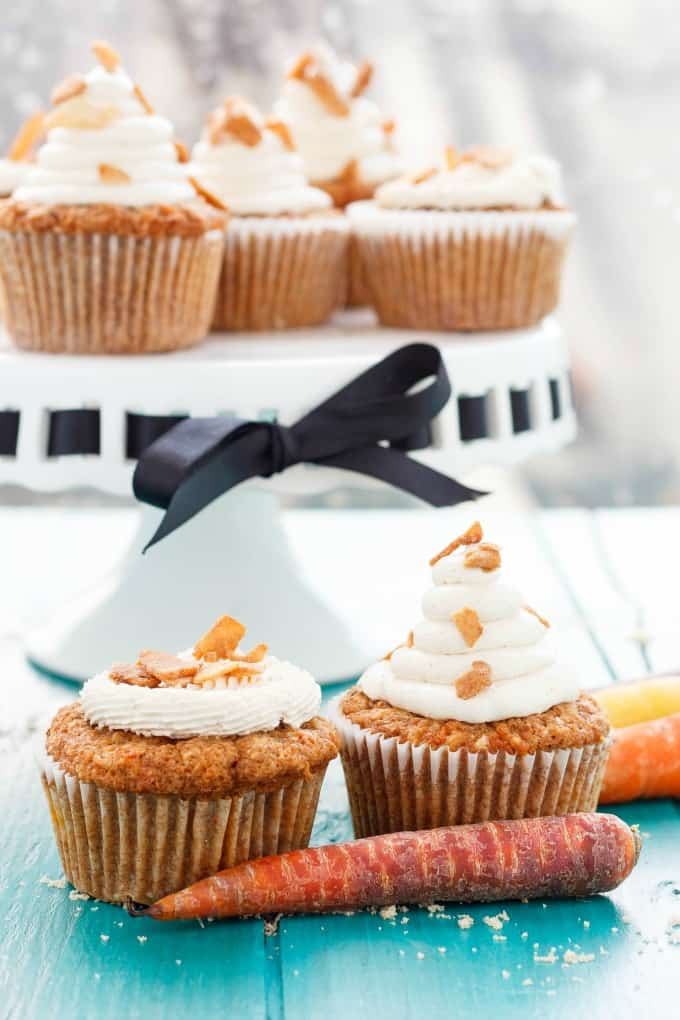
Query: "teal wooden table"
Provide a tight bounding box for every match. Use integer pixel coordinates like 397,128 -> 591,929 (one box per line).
1,507 -> 678,1019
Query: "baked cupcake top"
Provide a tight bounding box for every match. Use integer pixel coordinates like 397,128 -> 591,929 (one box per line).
0,112 -> 44,195
275,43 -> 402,185
191,96 -> 331,216
80,613 -> 322,739
358,521 -> 579,724
376,145 -> 564,211
13,41 -> 198,208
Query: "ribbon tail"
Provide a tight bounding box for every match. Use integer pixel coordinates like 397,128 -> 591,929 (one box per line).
319,445 -> 488,506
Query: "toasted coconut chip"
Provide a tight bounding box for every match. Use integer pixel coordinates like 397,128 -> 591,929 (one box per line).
137,651 -> 199,684
288,51 -> 314,79
524,604 -> 550,628
174,140 -> 189,163
230,643 -> 268,663
194,614 -> 246,659
337,158 -> 359,183
208,97 -> 263,147
288,53 -> 350,117
133,83 -> 155,115
51,75 -> 86,107
455,660 -> 492,700
110,662 -> 159,688
382,118 -> 395,135
430,521 -> 483,566
98,163 -> 131,185
189,176 -> 228,211
45,99 -> 118,131
462,145 -> 513,170
464,542 -> 501,572
383,643 -> 401,661
444,144 -> 459,171
92,40 -> 121,72
452,607 -> 483,648
409,166 -> 437,185
7,111 -> 44,161
350,60 -> 373,98
193,660 -> 262,686
406,630 -> 414,648
266,117 -> 295,151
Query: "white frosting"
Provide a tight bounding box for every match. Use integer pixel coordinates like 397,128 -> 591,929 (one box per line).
376,154 -> 564,211
358,538 -> 578,723
0,158 -> 30,196
15,64 -> 194,206
191,106 -> 330,216
275,43 -> 402,185
81,654 -> 321,738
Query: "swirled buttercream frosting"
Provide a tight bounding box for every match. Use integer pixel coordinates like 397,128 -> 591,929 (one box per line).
358,522 -> 579,723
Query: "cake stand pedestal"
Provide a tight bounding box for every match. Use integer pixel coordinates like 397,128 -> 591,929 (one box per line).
0,311 -> 576,683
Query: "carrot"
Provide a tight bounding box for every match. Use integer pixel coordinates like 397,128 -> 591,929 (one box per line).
600,711 -> 680,803
594,675 -> 680,728
132,813 -> 640,921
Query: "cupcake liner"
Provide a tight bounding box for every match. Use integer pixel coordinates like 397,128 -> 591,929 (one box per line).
211,215 -> 349,331
40,754 -> 327,904
348,204 -> 576,331
0,228 -> 223,354
346,233 -> 368,307
331,701 -> 609,838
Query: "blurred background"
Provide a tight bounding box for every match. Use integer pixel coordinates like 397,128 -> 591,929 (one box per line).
0,0 -> 678,508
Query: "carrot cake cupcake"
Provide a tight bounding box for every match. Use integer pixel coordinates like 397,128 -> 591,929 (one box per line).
332,522 -> 610,837
40,614 -> 339,904
0,42 -> 225,354
191,96 -> 348,330
348,145 -> 575,330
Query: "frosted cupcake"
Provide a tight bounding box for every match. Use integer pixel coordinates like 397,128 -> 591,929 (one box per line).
191,96 -> 349,330
276,44 -> 402,305
333,522 -> 610,837
0,42 -> 226,354
348,145 -> 576,331
40,614 -> 339,904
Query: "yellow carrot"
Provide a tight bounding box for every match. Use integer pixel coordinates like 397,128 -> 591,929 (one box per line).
594,675 -> 680,728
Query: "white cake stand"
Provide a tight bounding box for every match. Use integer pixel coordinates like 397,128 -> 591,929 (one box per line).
0,310 -> 575,683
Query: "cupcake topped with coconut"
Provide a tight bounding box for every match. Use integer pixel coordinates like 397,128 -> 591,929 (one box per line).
191,96 -> 331,216
376,144 -> 565,211
275,42 -> 403,207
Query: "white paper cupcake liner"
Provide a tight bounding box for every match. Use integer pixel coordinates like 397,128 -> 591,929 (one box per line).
39,753 -> 327,905
330,699 -> 609,838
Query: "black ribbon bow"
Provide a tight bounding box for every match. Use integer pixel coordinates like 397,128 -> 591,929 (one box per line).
133,343 -> 487,550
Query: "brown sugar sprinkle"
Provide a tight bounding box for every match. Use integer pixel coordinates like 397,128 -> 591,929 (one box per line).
409,166 -> 437,185
265,117 -> 295,151
188,176 -> 228,212
174,140 -> 189,163
194,614 -> 246,660
444,145 -> 459,171
288,51 -> 350,117
137,650 -> 199,685
455,661 -> 492,700
92,40 -> 121,73
98,163 -> 131,185
7,111 -> 44,161
452,607 -> 483,648
110,662 -> 159,688
525,604 -> 550,628
464,542 -> 501,572
430,521 -> 483,566
350,60 -> 373,98
133,83 -> 155,115
462,145 -> 513,170
51,75 -> 86,107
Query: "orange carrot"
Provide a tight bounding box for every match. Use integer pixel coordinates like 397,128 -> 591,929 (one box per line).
600,711 -> 680,803
133,813 -> 640,921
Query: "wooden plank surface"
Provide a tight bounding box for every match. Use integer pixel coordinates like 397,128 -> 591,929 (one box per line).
0,507 -> 678,1018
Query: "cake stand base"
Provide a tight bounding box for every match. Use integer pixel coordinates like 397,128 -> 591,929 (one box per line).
25,488 -> 365,685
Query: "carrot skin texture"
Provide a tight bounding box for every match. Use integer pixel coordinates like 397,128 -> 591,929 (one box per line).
600,712 -> 680,803
143,813 -> 640,921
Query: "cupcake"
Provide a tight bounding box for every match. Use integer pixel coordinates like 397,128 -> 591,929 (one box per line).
0,41 -> 226,354
191,95 -> 349,330
0,111 -> 44,197
276,43 -> 403,304
332,522 -> 610,838
40,614 -> 339,904
348,145 -> 576,331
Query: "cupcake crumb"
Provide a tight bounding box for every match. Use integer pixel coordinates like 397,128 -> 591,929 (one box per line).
483,912 -> 508,931
416,951 -> 425,960
533,947 -> 558,964
562,949 -> 594,965
99,934 -> 109,943
493,934 -> 507,942
502,970 -> 510,980
175,959 -> 182,966
522,978 -> 533,987
137,935 -> 148,944
437,947 -> 447,955
69,890 -> 90,901
379,905 -> 398,920
39,875 -> 66,889
264,913 -> 283,936
457,914 -> 475,930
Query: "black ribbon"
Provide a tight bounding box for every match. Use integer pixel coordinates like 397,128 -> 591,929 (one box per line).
133,343 -> 487,550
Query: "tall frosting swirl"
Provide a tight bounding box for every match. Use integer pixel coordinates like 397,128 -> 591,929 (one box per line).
80,615 -> 321,739
191,96 -> 330,216
359,523 -> 579,723
377,145 -> 564,211
15,44 -> 194,207
274,43 -> 403,184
